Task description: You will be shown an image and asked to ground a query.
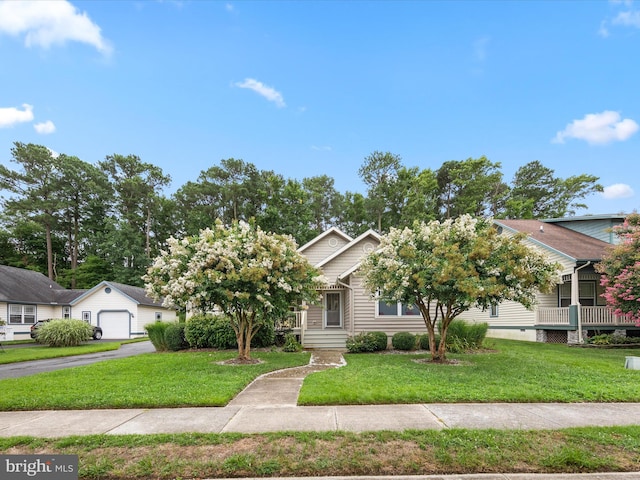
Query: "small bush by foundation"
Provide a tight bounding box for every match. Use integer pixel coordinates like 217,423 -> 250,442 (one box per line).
392,332 -> 416,351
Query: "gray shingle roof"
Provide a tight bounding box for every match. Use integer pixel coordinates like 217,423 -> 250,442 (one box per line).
495,219 -> 610,262
0,265 -> 66,304
105,282 -> 164,307
0,265 -> 166,308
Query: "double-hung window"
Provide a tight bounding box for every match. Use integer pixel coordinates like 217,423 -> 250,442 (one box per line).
9,304 -> 36,324
377,300 -> 420,316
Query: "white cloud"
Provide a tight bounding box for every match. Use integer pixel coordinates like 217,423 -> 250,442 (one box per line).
473,36 -> 490,62
311,145 -> 332,151
235,78 -> 286,108
0,0 -> 112,55
0,103 -> 34,128
598,20 -> 610,37
552,111 -> 639,145
613,9 -> 640,27
602,183 -> 635,199
34,120 -> 56,134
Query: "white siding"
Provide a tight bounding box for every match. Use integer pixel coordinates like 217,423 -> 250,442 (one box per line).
136,306 -> 176,337
75,287 -> 137,339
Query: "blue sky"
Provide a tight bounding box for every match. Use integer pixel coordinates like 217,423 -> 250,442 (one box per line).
1,0 -> 639,216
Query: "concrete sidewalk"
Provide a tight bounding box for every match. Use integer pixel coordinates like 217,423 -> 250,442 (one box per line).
2,401 -> 640,437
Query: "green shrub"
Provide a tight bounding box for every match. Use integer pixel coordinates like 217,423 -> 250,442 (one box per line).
164,322 -> 189,351
184,314 -> 276,350
370,331 -> 388,351
439,319 -> 489,353
184,315 -> 234,349
252,320 -> 275,348
36,319 -> 93,347
145,321 -> 171,351
392,332 -> 416,351
587,333 -> 640,345
282,333 -> 302,352
346,332 -> 379,353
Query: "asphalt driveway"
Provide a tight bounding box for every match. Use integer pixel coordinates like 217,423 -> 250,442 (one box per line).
0,341 -> 156,380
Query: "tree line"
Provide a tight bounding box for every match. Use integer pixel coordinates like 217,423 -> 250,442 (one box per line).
0,142 -> 602,288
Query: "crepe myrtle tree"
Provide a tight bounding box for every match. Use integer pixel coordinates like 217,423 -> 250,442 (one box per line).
361,215 -> 560,361
595,213 -> 640,326
144,220 -> 324,361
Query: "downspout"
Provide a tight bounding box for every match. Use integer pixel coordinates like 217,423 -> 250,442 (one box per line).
573,261 -> 591,344
337,279 -> 355,337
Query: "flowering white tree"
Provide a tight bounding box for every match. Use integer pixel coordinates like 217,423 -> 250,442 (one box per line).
360,215 -> 559,361
144,221 -> 324,361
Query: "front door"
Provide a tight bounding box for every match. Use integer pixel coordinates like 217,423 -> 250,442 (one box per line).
325,292 -> 342,327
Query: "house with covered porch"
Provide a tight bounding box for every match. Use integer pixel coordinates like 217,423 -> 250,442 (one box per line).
462,215 -> 636,344
289,214 -> 633,348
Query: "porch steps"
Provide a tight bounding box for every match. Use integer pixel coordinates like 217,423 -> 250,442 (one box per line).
303,329 -> 348,349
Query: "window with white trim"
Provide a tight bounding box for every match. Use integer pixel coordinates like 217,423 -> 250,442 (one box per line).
489,304 -> 499,317
9,304 -> 36,324
62,306 -> 71,319
377,301 -> 420,316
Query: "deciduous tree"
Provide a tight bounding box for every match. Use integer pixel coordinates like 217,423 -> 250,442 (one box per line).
361,215 -> 559,361
144,221 -> 324,361
595,214 -> 640,325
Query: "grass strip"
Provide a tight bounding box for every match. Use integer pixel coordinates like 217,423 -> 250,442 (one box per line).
1,427 -> 639,479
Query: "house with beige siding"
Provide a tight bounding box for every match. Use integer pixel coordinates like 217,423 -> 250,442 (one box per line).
0,265 -> 176,341
462,215 -> 636,344
294,214 -> 634,349
296,227 -> 430,349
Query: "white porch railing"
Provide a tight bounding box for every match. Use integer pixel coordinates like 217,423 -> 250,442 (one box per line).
581,306 -> 635,326
536,306 -> 636,326
537,307 -> 571,325
276,310 -> 307,343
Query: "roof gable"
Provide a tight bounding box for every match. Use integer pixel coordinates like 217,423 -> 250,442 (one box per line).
495,219 -> 609,262
316,229 -> 381,269
298,227 -> 353,253
70,281 -> 164,308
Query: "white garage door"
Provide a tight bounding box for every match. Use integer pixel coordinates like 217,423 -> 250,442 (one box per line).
99,311 -> 131,339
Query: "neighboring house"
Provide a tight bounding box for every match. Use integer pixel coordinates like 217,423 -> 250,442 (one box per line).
293,214 -> 634,349
461,214 -> 636,344
0,265 -> 176,340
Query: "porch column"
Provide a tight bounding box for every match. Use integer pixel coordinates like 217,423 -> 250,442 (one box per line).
571,262 -> 592,344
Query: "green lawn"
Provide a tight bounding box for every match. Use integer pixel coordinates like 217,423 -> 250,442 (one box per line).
0,342 -> 123,364
298,339 -> 640,404
1,339 -> 639,411
0,350 -> 310,410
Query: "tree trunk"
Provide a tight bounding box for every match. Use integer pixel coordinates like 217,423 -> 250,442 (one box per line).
45,221 -> 54,280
